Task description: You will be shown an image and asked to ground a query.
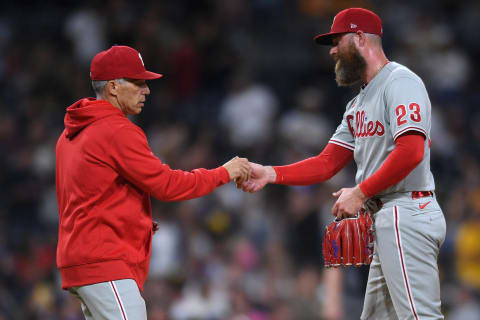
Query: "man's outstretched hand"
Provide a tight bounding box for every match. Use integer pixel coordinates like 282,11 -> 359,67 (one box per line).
236,162 -> 276,193
223,156 -> 252,185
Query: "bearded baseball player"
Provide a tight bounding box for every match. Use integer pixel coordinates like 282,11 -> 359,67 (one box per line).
240,8 -> 446,320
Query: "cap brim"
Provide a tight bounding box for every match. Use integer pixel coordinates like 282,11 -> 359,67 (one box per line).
128,70 -> 163,80
314,32 -> 347,45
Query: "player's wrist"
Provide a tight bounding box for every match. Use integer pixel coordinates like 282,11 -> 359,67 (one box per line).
355,184 -> 368,201
265,166 -> 277,183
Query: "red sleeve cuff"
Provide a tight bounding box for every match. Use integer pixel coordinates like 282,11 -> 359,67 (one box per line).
273,166 -> 281,184
359,181 -> 374,198
216,166 -> 231,185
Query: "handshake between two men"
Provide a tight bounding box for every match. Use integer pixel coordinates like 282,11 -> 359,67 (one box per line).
221,158 -> 275,193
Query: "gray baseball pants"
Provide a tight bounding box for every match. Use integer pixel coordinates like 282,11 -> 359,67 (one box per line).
361,193 -> 446,320
69,279 -> 147,320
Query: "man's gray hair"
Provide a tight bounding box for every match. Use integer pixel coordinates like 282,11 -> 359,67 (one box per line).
91,78 -> 126,98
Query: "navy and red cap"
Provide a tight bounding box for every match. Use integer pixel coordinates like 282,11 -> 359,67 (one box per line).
90,45 -> 163,80
314,8 -> 383,45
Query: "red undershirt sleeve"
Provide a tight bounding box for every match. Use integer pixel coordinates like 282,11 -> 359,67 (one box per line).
273,143 -> 354,185
359,133 -> 425,198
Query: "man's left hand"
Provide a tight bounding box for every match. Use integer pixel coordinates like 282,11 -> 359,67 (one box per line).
152,221 -> 159,234
331,185 -> 367,219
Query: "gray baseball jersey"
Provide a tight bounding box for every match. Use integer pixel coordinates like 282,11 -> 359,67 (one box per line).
329,62 -> 435,195
328,62 -> 446,319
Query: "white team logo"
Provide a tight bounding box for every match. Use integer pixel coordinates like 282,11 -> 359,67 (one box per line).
138,53 -> 144,66
351,23 -> 358,29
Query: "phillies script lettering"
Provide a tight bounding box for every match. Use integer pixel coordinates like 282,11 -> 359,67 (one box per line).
347,111 -> 385,138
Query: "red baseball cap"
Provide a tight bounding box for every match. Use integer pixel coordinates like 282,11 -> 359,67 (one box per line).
90,45 -> 163,80
314,8 -> 383,45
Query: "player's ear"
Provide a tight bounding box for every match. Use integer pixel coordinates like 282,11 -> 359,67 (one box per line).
355,31 -> 367,47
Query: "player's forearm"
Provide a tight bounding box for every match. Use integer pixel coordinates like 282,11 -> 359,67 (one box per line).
111,126 -> 232,201
273,143 -> 353,185
150,166 -> 230,201
359,133 -> 425,197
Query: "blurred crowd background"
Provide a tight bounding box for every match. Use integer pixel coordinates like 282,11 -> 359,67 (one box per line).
1,0 -> 480,319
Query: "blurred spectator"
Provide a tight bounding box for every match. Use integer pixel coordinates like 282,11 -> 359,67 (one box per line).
278,86 -> 333,157
447,285 -> 480,320
290,266 -> 322,319
64,4 -> 107,66
285,186 -> 323,269
149,212 -> 183,278
219,68 -> 278,152
169,280 -> 230,320
455,188 -> 480,290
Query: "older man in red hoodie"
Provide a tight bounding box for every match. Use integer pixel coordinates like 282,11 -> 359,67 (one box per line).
56,45 -> 250,319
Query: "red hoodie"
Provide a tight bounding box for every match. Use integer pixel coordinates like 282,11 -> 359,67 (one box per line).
56,98 -> 230,291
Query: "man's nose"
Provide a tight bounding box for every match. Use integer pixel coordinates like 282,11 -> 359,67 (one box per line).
144,85 -> 150,95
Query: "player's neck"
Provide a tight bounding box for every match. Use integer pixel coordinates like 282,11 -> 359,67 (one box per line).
363,50 -> 389,84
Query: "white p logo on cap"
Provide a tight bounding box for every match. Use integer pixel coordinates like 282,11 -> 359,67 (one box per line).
138,53 -> 144,66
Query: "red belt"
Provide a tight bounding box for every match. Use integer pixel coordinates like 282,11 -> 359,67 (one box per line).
411,191 -> 433,199
370,191 -> 433,212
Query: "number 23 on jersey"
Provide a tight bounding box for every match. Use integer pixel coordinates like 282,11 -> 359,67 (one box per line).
395,103 -> 421,126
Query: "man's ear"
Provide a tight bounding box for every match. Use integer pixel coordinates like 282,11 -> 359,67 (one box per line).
355,31 -> 367,47
106,80 -> 118,97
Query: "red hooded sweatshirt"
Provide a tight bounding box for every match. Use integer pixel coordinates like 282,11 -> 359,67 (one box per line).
56,98 -> 230,291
